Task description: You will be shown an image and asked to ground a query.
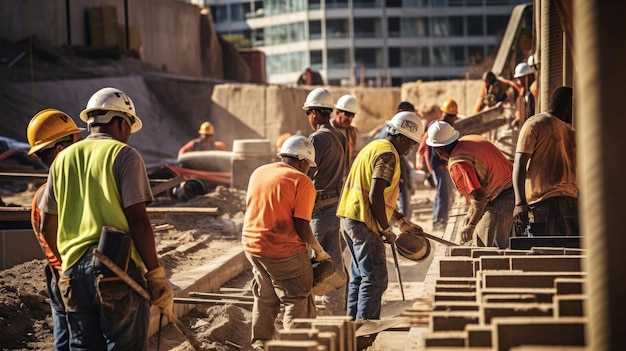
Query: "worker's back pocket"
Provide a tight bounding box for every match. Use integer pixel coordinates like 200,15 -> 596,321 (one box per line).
97,279 -> 132,317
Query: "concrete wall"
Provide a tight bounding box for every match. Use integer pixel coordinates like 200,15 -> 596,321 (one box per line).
0,0 -> 204,77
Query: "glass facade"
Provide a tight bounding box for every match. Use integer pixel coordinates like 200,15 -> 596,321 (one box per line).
196,0 -> 529,85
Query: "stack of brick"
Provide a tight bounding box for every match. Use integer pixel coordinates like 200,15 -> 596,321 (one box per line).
418,246 -> 587,351
265,316 -> 356,351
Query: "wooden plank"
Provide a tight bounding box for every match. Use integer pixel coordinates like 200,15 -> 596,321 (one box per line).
0,207 -> 30,221
0,171 -> 48,182
150,175 -> 184,196
173,297 -> 253,308
147,207 -> 218,214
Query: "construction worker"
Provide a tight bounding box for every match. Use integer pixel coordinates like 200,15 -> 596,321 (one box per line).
426,121 -> 514,248
178,121 -> 227,158
416,99 -> 459,231
337,111 -> 424,320
513,61 -> 537,126
513,86 -> 578,236
303,87 -> 349,315
39,87 -> 174,349
474,71 -> 523,113
379,101 -> 423,219
27,109 -> 84,350
331,94 -> 360,166
242,135 -> 330,351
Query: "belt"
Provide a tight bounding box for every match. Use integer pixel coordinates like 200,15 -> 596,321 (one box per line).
316,189 -> 340,201
491,186 -> 514,203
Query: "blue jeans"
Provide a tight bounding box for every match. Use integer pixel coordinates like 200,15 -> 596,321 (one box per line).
58,250 -> 150,350
340,218 -> 388,320
433,165 -> 454,225
311,205 -> 347,315
46,265 -> 69,351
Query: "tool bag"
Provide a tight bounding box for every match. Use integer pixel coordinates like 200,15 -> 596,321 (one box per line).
91,226 -> 132,278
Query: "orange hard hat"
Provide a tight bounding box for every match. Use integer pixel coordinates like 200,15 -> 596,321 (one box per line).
27,109 -> 84,155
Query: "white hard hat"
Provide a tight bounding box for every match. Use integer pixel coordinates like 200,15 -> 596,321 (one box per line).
527,54 -> 538,67
426,121 -> 459,147
514,62 -> 534,78
334,95 -> 357,114
385,111 -> 423,143
302,88 -> 334,110
79,87 -> 142,133
277,135 -> 317,167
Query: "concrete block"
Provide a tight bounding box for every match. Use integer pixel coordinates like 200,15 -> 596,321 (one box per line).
502,249 -> 533,256
509,236 -> 581,250
480,302 -> 553,324
449,246 -> 473,257
564,248 -> 586,255
531,247 -> 565,255
433,301 -> 479,312
316,316 -> 354,351
440,258 -> 475,277
480,287 -> 555,304
465,324 -> 492,347
422,331 -> 466,347
482,294 -> 543,304
317,331 -> 336,351
278,328 -> 319,340
555,295 -> 585,317
436,277 -> 477,286
554,278 -> 584,295
510,256 -> 582,272
430,311 -> 479,332
481,271 -> 585,289
492,317 -> 586,351
434,292 -> 477,302
435,284 -> 476,293
480,256 -> 511,270
265,340 -> 320,351
292,318 -> 347,351
471,248 -> 504,258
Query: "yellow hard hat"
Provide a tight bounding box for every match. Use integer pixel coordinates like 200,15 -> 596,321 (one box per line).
440,98 -> 458,115
198,121 -> 215,135
27,109 -> 84,155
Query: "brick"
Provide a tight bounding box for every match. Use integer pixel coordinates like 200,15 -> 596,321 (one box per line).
435,284 -> 476,293
449,246 -> 473,257
471,248 -> 504,258
433,301 -> 479,312
531,247 -> 565,255
480,287 -> 555,304
265,340 -> 319,351
422,331 -> 466,347
482,294 -> 542,304
434,292 -> 477,302
492,317 -> 586,351
510,256 -> 582,272
436,277 -> 477,286
291,319 -> 345,351
509,236 -> 581,250
481,271 -> 584,289
466,324 -> 492,347
317,331 -> 336,351
278,328 -> 319,340
555,295 -> 585,317
479,256 -> 511,270
430,311 -> 479,331
554,278 -> 584,295
480,303 -> 553,324
440,258 -> 475,277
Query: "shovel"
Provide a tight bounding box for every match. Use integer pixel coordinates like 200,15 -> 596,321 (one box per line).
92,249 -> 205,351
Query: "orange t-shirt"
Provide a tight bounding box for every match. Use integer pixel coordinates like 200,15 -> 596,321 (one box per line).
242,162 -> 316,258
31,184 -> 62,270
448,135 -> 513,202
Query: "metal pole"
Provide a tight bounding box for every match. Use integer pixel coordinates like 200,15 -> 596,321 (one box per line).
390,243 -> 405,301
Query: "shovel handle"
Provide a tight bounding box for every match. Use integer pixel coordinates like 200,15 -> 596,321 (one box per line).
390,243 -> 405,301
92,249 -> 205,351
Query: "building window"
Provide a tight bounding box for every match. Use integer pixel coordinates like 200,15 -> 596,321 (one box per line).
230,3 -> 243,22
326,0 -> 349,9
327,19 -> 349,38
310,50 -> 323,69
388,17 -> 400,38
401,17 -> 429,37
401,47 -> 429,67
450,46 -> 466,65
267,51 -> 306,74
354,18 -> 381,38
432,46 -> 449,66
210,5 -> 228,24
467,16 -> 484,36
449,16 -> 464,36
309,20 -> 322,40
355,48 -> 383,68
486,15 -> 509,37
265,0 -> 305,16
327,49 -> 350,69
468,45 -> 484,63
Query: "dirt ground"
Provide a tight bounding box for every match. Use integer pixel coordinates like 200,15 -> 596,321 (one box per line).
0,181 -> 439,351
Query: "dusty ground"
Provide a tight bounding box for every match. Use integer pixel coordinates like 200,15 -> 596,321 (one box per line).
0,181 -> 440,351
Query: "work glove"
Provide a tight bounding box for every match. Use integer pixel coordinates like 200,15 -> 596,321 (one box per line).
145,266 -> 174,316
380,227 -> 397,244
513,205 -> 530,236
397,216 -> 423,233
311,244 -> 331,262
459,224 -> 476,246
